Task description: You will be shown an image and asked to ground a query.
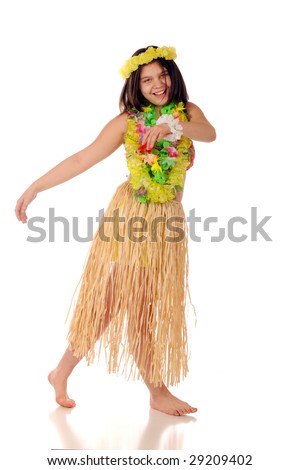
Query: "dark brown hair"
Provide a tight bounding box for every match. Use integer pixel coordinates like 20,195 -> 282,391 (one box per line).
119,46 -> 189,112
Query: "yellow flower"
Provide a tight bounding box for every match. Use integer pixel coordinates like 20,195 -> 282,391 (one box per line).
151,157 -> 163,173
142,105 -> 152,113
119,46 -> 177,80
174,102 -> 185,113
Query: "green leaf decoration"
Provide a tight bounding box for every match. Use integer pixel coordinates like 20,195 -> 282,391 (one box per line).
153,172 -> 168,184
162,140 -> 171,148
136,194 -> 148,203
159,149 -> 169,158
160,157 -> 177,169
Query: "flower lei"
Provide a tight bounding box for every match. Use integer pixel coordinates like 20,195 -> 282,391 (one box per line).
124,102 -> 195,203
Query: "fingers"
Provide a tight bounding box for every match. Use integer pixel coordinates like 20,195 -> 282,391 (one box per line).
15,197 -> 28,224
142,131 -> 161,150
15,187 -> 37,224
141,129 -> 154,150
141,124 -> 170,149
15,198 -> 22,221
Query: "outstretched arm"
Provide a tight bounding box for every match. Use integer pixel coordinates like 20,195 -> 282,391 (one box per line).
15,113 -> 128,223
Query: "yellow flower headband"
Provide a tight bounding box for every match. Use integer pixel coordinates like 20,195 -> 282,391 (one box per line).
119,46 -> 177,80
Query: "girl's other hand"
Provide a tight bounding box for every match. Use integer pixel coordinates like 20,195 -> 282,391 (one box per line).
15,186 -> 38,224
141,123 -> 170,150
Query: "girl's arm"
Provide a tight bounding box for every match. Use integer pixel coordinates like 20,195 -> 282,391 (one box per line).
183,102 -> 216,142
15,113 -> 128,223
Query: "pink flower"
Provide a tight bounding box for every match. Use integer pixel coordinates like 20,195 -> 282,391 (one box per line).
166,146 -> 179,158
137,119 -> 147,134
137,186 -> 147,196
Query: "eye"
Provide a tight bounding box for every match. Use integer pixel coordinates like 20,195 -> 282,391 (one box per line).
142,78 -> 151,84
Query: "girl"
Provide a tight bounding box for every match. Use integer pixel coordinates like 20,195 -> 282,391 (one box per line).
15,45 -> 216,416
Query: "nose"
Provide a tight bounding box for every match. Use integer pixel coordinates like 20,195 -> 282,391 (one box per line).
153,76 -> 165,88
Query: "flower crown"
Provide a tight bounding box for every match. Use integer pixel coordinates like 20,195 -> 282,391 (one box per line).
119,46 -> 177,80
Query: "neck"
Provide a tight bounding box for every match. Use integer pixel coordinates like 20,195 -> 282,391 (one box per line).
155,105 -> 163,117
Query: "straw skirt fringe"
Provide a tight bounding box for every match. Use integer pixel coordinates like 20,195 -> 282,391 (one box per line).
67,181 -> 193,386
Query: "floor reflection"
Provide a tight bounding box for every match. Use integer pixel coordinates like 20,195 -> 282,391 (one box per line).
49,405 -> 197,450
137,409 -> 197,450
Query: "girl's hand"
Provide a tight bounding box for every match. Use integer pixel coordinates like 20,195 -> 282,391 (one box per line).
15,186 -> 38,224
141,123 -> 170,150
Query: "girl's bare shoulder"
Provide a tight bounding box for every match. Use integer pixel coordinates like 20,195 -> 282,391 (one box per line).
186,101 -> 206,118
109,111 -> 128,132
97,112 -> 128,144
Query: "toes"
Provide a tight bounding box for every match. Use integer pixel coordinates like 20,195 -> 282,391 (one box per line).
64,401 -> 76,409
57,397 -> 76,408
165,407 -> 181,416
184,403 -> 197,414
180,408 -> 190,415
169,401 -> 197,416
150,395 -> 197,416
179,405 -> 197,415
178,403 -> 191,415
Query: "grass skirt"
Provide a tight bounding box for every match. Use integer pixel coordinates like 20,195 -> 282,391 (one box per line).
67,181 -> 193,387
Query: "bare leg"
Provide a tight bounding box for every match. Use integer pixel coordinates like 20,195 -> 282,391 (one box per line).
48,348 -> 80,408
138,356 -> 198,416
129,271 -> 197,417
142,353 -> 197,416
48,264 -> 117,408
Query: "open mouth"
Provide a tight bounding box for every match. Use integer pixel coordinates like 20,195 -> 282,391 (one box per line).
153,89 -> 167,96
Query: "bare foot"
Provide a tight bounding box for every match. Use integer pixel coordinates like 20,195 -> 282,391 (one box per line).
150,385 -> 197,416
48,370 -> 76,408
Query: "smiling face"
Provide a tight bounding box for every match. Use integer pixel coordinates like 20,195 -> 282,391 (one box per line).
139,61 -> 172,108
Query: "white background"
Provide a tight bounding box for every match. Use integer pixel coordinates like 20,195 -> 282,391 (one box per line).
0,0 -> 299,469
